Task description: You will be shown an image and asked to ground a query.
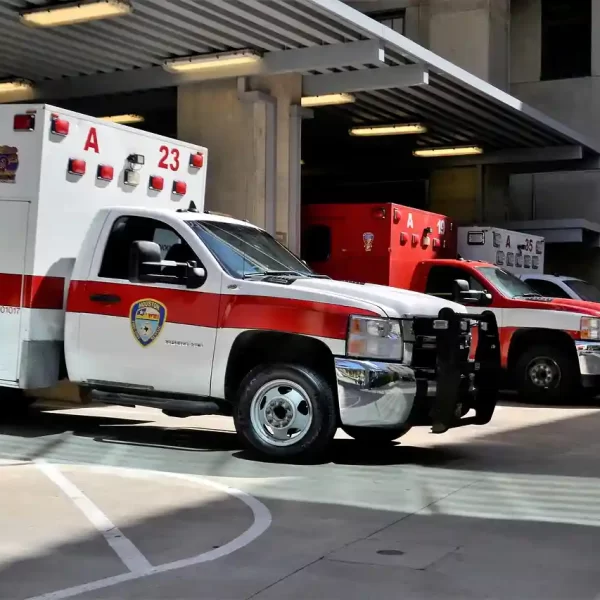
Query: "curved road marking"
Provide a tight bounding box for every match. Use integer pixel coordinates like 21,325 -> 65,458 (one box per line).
26,464 -> 272,600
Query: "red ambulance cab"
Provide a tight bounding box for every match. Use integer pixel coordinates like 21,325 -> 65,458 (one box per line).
302,202 -> 600,403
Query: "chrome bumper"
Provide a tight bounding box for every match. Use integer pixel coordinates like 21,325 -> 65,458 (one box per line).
335,358 -> 416,428
575,341 -> 600,376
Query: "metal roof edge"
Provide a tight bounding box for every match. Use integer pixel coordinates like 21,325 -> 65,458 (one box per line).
307,0 -> 600,155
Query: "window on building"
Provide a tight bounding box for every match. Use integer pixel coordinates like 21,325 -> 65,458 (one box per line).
541,0 -> 591,80
368,9 -> 405,35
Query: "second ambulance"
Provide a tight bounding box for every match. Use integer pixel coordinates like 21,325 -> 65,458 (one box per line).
303,203 -> 600,403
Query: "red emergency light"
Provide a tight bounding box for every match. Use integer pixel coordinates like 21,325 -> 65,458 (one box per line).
372,207 -> 386,219
68,158 -> 86,176
189,152 -> 204,169
393,208 -> 401,224
96,164 -> 114,181
13,113 -> 35,131
172,180 -> 187,196
50,115 -> 70,136
149,175 -> 164,191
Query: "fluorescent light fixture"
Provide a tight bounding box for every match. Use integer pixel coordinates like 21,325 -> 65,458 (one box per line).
350,123 -> 427,137
0,79 -> 32,94
413,145 -> 484,158
20,0 -> 132,28
301,93 -> 355,108
163,50 -> 262,73
100,114 -> 145,124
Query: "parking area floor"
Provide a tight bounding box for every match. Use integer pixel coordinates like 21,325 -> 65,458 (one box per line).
1,399 -> 600,600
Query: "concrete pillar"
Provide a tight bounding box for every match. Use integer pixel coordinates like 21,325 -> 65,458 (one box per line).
177,74 -> 302,252
428,0 -> 510,89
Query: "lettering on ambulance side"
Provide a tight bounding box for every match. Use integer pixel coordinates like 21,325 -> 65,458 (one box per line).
84,127 -> 100,153
0,306 -> 19,315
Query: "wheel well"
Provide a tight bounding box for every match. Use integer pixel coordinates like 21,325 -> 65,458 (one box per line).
507,328 -> 579,373
224,331 -> 338,404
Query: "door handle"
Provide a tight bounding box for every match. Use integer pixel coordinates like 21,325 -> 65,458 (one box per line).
89,293 -> 121,304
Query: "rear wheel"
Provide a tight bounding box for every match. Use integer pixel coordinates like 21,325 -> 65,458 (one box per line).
514,344 -> 578,403
342,425 -> 411,445
233,363 -> 337,460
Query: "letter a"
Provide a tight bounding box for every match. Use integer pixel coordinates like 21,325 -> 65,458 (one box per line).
84,127 -> 100,153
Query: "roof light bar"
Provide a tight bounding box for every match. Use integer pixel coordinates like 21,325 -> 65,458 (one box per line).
413,145 -> 484,158
99,114 -> 145,124
301,93 -> 355,108
163,50 -> 262,73
350,123 -> 427,137
20,0 -> 132,28
0,79 -> 32,94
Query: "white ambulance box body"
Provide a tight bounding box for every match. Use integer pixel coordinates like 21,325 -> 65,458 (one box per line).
0,104 -> 207,386
457,226 -> 545,275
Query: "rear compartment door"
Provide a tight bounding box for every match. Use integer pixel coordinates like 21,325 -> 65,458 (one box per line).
0,200 -> 29,383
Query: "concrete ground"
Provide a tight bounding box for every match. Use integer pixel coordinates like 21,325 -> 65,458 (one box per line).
1,399 -> 600,600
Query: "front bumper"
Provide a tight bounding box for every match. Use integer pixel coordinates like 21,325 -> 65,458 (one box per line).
575,341 -> 600,387
336,308 -> 501,432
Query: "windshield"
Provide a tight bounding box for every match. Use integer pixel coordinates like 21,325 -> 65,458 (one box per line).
564,279 -> 600,303
185,219 -> 315,279
476,266 -> 542,299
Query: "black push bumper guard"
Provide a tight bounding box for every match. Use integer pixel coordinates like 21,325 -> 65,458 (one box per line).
409,307 -> 501,433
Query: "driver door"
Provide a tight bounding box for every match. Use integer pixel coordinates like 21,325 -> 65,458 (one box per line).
72,214 -> 220,396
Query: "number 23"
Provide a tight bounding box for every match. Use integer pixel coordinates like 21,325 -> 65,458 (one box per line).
158,145 -> 180,171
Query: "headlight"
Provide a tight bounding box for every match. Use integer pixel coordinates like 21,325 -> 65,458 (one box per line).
580,317 -> 600,340
347,315 -> 403,361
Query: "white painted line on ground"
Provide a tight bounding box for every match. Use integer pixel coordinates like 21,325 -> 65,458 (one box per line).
25,464 -> 272,600
35,460 -> 152,574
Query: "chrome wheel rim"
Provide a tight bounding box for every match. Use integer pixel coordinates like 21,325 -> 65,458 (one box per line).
527,356 -> 561,389
249,379 -> 313,447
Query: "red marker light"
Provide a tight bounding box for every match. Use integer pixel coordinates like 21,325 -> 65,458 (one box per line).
68,158 -> 86,176
13,114 -> 35,131
372,207 -> 386,219
149,175 -> 164,191
400,232 -> 408,245
96,164 -> 114,181
393,208 -> 401,224
189,152 -> 204,169
51,116 -> 69,136
172,180 -> 187,196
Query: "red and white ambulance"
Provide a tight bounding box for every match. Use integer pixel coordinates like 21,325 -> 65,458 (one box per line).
302,202 -> 600,403
0,105 -> 501,460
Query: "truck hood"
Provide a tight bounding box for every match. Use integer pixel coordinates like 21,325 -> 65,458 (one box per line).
549,297 -> 600,316
294,278 -> 467,318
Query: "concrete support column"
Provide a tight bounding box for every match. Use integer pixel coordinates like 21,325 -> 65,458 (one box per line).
428,0 -> 510,89
177,73 -> 302,250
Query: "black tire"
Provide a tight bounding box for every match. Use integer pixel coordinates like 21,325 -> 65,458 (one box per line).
233,363 -> 337,460
514,344 -> 578,404
342,425 -> 411,445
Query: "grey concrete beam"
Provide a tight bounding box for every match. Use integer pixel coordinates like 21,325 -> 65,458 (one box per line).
302,65 -> 428,96
1,40 -> 385,103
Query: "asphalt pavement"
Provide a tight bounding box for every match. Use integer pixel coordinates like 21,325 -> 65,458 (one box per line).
1,399 -> 600,600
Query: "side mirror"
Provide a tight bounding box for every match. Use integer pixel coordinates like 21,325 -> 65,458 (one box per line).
185,260 -> 207,289
453,279 -> 470,302
479,292 -> 493,306
129,241 -> 163,283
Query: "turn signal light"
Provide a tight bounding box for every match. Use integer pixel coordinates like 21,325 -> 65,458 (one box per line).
13,113 -> 35,131
68,158 -> 86,175
96,164 -> 114,181
149,175 -> 164,191
172,180 -> 187,196
190,152 -> 204,168
51,115 -> 69,136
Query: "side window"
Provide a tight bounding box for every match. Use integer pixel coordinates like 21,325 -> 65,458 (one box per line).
524,278 -> 571,299
425,266 -> 467,298
98,216 -> 200,282
301,225 -> 331,263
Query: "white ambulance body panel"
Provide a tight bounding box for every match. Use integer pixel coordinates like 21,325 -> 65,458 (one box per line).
457,226 -> 545,276
0,104 -> 207,388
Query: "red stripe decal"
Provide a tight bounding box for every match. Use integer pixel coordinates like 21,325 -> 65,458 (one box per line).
67,280 -> 378,340
0,273 -> 64,309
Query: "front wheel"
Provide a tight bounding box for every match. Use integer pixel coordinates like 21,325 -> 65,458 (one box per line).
342,425 -> 411,445
233,364 -> 337,460
514,344 -> 578,403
